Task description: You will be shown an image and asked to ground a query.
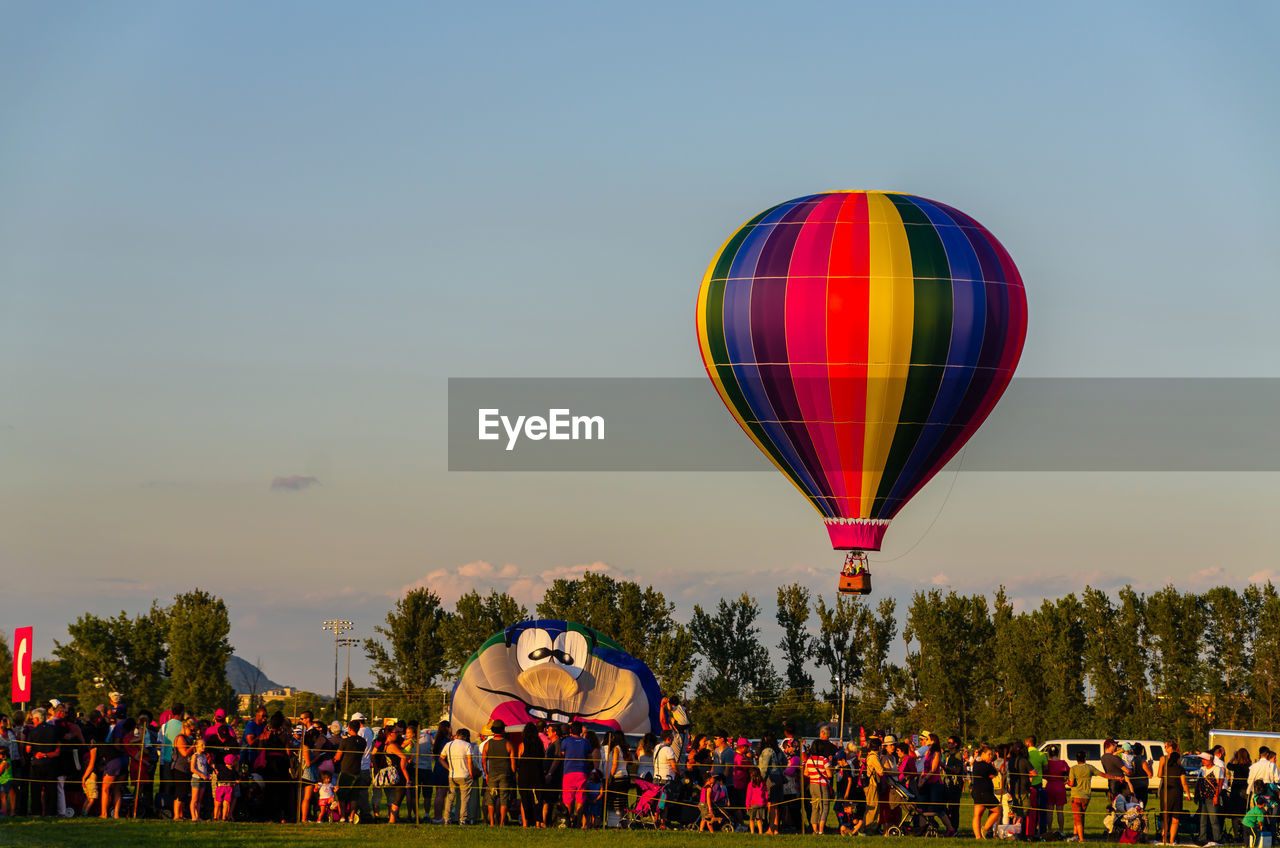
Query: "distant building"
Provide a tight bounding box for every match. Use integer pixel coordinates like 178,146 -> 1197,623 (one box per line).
237,687 -> 296,712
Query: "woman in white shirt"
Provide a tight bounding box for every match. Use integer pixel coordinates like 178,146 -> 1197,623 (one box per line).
636,733 -> 656,781
604,730 -> 632,826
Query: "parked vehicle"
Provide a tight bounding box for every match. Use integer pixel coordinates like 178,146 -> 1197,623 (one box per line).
1209,729 -> 1280,763
1040,738 -> 1166,791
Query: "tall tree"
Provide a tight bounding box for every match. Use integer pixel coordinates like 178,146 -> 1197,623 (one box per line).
776,583 -> 814,692
904,590 -> 993,740
1249,583 -> 1280,729
1115,587 -> 1152,734
690,593 -> 779,701
850,598 -> 901,731
648,624 -> 698,696
30,658 -> 77,708
364,588 -> 448,693
440,590 -> 527,676
536,572 -> 690,691
1035,594 -> 1091,737
1079,587 -> 1148,736
166,589 -> 236,714
812,594 -> 864,700
1144,585 -> 1203,739
0,633 -> 10,685
54,604 -> 169,712
1202,585 -> 1253,732
981,587 -> 1044,739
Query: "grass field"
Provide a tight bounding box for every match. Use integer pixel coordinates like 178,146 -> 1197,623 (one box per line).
0,819 -> 992,848
0,798 -> 1160,848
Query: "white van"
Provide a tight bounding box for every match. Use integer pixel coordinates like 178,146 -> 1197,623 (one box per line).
1040,739 -> 1166,792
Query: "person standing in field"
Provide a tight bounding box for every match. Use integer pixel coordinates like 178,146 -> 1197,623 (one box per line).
971,745 -> 1002,839
1066,748 -> 1104,843
440,727 -> 478,826
481,719 -> 516,827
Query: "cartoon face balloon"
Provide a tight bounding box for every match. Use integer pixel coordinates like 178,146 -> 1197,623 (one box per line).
449,620 -> 663,734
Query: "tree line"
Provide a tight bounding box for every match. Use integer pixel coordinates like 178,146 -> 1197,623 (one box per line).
8,575 -> 1278,746
1,589 -> 236,716
364,573 -> 1280,744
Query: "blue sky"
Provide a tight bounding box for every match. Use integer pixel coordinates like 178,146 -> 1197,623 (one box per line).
2,1 -> 1278,693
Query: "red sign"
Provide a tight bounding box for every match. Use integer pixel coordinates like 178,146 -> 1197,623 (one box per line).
12,626 -> 32,703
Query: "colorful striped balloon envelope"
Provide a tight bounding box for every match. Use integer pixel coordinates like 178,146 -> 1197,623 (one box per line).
696,191 -> 1028,553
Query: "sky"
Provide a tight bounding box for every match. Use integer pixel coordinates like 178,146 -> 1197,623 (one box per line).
2,1 -> 1278,694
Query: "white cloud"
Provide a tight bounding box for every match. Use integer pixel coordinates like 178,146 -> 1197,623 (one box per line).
1188,566 -> 1225,586
930,572 -> 950,586
397,560 -> 627,607
1250,569 -> 1280,585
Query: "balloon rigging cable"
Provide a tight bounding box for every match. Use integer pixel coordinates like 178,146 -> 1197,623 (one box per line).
876,446 -> 967,564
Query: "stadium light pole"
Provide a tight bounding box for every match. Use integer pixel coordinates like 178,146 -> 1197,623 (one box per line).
337,637 -> 359,720
322,619 -> 353,710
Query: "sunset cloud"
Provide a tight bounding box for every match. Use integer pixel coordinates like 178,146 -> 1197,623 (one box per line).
271,475 -> 320,492
398,560 -> 628,607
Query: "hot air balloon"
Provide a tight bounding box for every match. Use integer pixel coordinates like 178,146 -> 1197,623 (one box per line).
696,191 -> 1027,594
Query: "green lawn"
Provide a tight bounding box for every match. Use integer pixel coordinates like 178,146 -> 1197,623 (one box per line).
0,815 -> 1134,848
0,819 -> 963,848
0,796 -> 1169,848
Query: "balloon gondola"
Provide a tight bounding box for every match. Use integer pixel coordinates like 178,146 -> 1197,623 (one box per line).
838,551 -> 872,596
696,192 -> 1027,594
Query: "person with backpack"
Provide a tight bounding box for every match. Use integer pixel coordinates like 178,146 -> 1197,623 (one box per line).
1197,750 -> 1226,845
758,735 -> 785,834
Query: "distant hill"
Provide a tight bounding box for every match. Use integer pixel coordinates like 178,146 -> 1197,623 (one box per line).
225,655 -> 288,695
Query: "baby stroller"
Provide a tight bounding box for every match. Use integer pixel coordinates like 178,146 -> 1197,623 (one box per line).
667,776 -> 707,831
882,778 -> 943,838
622,778 -> 670,830
1118,802 -> 1147,844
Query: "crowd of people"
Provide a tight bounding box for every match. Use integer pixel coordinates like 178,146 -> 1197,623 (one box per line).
2,692 -> 1277,844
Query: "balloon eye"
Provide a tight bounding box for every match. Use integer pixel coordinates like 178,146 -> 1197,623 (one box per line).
552,631 -> 589,679
515,628 -> 555,672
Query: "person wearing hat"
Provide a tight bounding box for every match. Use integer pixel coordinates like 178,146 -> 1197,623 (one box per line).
481,719 -> 516,826
107,692 -> 127,722
1196,749 -> 1226,844
25,707 -> 63,817
863,736 -> 888,834
334,720 -> 369,822
1099,739 -> 1130,799
732,736 -> 755,820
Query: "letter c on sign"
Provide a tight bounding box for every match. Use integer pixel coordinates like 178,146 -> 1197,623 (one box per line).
13,626 -> 33,702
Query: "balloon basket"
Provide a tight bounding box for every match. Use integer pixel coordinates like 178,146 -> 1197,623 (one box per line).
838,551 -> 872,595
838,572 -> 872,595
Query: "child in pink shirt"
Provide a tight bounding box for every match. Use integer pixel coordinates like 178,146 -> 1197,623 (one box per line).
745,770 -> 768,834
